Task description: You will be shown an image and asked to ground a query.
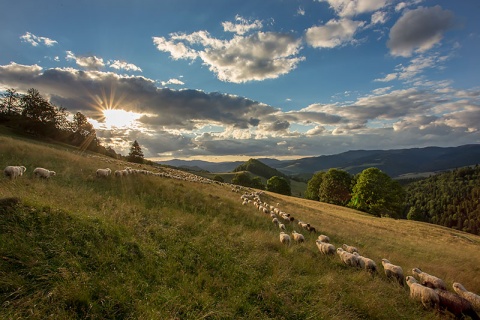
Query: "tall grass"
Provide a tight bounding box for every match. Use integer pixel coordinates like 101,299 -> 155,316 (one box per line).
1,132 -> 479,319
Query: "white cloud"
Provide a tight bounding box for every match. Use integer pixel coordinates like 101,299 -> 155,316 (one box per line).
154,29 -> 304,83
305,19 -> 365,48
108,60 -> 142,72
319,0 -> 387,17
161,78 -> 185,86
20,32 -> 58,47
222,15 -> 263,35
371,11 -> 387,25
66,51 -> 105,70
387,5 -> 455,57
374,73 -> 397,82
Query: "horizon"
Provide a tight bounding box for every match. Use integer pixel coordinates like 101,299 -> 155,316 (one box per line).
1,0 -> 479,160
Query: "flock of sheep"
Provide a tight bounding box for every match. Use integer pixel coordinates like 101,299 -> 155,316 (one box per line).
240,191 -> 480,319
4,160 -> 480,319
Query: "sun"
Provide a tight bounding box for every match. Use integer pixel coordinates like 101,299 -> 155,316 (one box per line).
102,109 -> 143,128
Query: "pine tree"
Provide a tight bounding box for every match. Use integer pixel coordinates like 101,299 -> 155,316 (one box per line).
128,140 -> 144,163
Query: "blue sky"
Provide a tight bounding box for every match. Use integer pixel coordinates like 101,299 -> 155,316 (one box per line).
1,0 -> 479,161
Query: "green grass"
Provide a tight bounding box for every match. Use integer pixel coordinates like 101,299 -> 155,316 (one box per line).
1,132 -> 480,319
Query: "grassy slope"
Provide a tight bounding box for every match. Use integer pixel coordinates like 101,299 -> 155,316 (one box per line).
1,133 -> 480,319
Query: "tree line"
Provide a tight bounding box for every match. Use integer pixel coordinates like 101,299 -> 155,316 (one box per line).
305,166 -> 480,235
0,87 -> 146,164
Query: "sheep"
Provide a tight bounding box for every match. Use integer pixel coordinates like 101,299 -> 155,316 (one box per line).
291,230 -> 305,243
278,223 -> 286,231
412,268 -> 447,290
453,282 -> 480,312
279,232 -> 291,245
96,168 -> 111,177
272,218 -> 279,226
33,167 -> 56,179
315,240 -> 335,255
342,243 -> 359,254
434,289 -> 479,319
336,247 -> 359,267
318,235 -> 330,243
4,165 -> 26,179
381,259 -> 404,286
406,276 -> 440,310
353,252 -> 377,274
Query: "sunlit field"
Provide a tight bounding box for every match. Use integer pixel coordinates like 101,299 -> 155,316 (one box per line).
1,132 -> 479,319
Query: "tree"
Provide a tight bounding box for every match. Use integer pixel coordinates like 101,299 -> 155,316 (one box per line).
0,88 -> 21,115
266,176 -> 291,196
232,172 -> 253,187
305,171 -> 325,200
128,140 -> 144,163
348,167 -> 405,218
213,175 -> 224,183
319,168 -> 352,205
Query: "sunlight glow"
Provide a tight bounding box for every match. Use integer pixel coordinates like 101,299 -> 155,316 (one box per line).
103,109 -> 143,128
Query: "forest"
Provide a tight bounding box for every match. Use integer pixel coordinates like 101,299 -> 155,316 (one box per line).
404,165 -> 480,235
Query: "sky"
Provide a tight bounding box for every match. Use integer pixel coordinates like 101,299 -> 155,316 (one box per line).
1,0 -> 480,161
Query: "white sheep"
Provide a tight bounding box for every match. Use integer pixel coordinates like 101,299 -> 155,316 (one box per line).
279,232 -> 291,245
96,168 -> 111,177
453,282 -> 480,312
434,289 -> 479,319
412,268 -> 447,290
342,243 -> 359,254
336,247 -> 359,267
318,235 -> 330,243
272,218 -> 279,226
278,223 -> 286,231
315,240 -> 335,255
381,259 -> 404,286
291,230 -> 305,243
4,166 -> 26,179
406,276 -> 440,309
353,252 -> 377,274
33,167 -> 56,179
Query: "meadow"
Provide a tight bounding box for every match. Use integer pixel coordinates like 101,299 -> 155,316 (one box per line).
1,133 -> 480,319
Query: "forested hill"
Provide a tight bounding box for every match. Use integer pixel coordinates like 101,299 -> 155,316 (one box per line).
404,165 -> 480,235
233,158 -> 287,179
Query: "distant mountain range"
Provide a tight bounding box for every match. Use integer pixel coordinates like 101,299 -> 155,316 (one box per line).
157,144 -> 480,179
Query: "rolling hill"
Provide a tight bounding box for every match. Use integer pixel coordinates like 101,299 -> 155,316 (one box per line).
158,144 -> 480,179
2,133 -> 480,319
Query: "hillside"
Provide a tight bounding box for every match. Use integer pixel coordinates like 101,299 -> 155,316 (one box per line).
2,133 -> 480,319
233,158 -> 288,180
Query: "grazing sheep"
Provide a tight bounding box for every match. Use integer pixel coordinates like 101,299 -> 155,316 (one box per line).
453,282 -> 480,312
381,259 -> 404,286
315,240 -> 335,255
435,289 -> 479,320
342,243 -> 359,254
406,276 -> 440,310
307,225 -> 317,233
353,252 -> 377,274
33,167 -> 56,179
318,235 -> 330,243
272,218 -> 279,226
412,268 -> 447,290
96,168 -> 111,177
336,247 -> 359,267
4,165 -> 26,179
291,230 -> 305,243
279,232 -> 291,245
278,223 -> 286,231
